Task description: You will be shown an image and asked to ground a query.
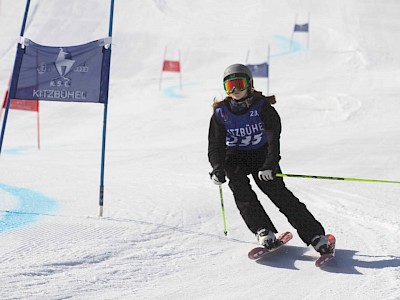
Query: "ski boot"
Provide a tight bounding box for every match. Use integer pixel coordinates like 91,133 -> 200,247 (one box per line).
256,229 -> 277,249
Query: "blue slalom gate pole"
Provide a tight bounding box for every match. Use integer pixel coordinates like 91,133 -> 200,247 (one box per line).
19,0 -> 31,36
0,0 -> 31,155
98,0 -> 115,217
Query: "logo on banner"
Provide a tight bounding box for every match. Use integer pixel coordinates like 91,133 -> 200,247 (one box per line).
50,48 -> 75,88
37,62 -> 50,74
33,47 -> 90,100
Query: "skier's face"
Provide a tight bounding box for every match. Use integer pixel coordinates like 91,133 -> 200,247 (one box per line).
230,89 -> 248,101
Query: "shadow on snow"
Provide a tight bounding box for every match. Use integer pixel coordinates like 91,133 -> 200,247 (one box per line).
255,245 -> 400,274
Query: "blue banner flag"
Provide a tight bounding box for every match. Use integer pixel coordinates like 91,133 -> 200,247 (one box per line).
13,38 -> 111,103
294,23 -> 309,32
246,63 -> 269,78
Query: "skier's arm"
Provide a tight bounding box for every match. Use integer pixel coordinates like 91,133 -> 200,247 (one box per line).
208,113 -> 227,173
260,103 -> 282,171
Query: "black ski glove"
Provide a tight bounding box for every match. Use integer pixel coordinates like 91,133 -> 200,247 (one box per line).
209,169 -> 226,185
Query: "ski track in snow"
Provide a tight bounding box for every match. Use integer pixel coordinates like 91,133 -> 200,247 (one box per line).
0,215 -> 244,299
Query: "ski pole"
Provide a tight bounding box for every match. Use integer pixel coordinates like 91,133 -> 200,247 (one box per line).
275,173 -> 400,184
219,185 -> 228,236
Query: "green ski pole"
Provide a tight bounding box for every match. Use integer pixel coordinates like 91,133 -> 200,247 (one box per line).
276,173 -> 400,184
219,185 -> 228,236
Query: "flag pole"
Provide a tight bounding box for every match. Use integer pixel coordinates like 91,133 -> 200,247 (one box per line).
0,93 -> 5,121
178,49 -> 182,90
0,0 -> 31,155
290,14 -> 297,50
159,46 -> 167,91
98,0 -> 115,217
37,101 -> 40,149
307,12 -> 311,49
267,44 -> 270,95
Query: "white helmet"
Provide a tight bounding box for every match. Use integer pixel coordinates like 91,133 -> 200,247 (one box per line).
223,64 -> 253,82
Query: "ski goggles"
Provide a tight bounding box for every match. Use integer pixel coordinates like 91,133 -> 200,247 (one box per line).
223,77 -> 249,94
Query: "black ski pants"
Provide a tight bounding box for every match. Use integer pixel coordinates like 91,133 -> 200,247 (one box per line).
226,165 -> 325,245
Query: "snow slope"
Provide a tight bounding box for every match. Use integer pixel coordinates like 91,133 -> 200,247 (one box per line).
0,0 -> 399,299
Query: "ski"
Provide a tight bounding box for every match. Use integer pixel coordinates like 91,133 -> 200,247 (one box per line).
248,231 -> 293,260
315,234 -> 336,267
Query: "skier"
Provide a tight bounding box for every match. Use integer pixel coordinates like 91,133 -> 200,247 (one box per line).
208,63 -> 334,256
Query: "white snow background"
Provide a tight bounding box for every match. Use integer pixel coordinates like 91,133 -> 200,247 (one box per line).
0,0 -> 399,299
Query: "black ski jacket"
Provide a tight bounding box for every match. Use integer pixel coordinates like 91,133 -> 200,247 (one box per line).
208,92 -> 281,175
